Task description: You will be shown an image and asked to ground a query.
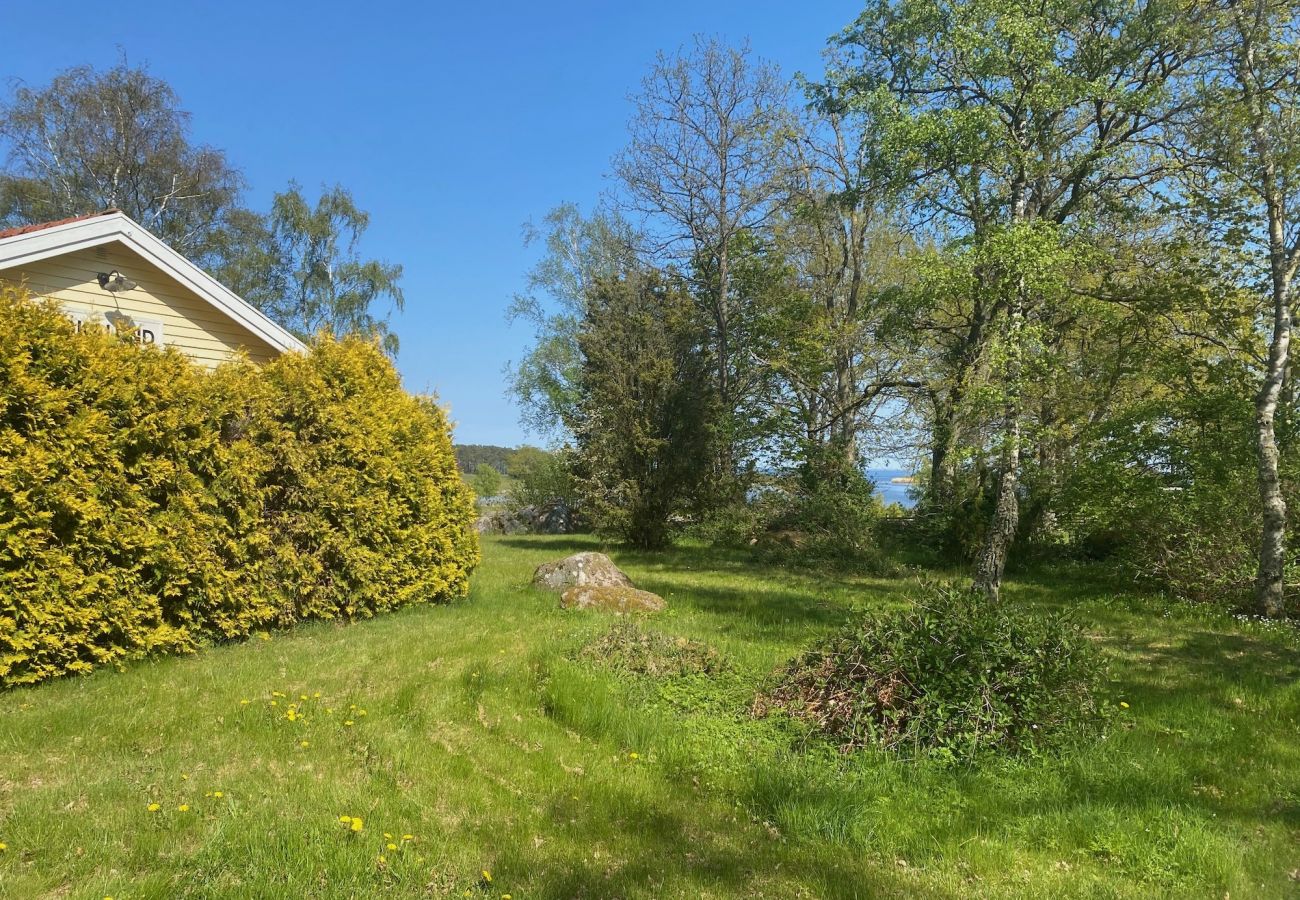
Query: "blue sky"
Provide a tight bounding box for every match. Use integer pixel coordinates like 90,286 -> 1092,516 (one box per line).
4,0 -> 862,447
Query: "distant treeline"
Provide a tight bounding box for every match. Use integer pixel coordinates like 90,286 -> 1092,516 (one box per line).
454,444 -> 516,474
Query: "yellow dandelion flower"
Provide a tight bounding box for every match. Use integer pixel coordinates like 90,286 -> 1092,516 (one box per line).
628,752 -> 639,760
339,815 -> 352,824
181,773 -> 189,780
147,803 -> 161,812
344,720 -> 354,727
0,842 -> 7,851
300,694 -> 308,701
386,842 -> 397,851
351,817 -> 364,832
482,870 -> 492,883
313,692 -> 321,698
240,699 -> 251,706
177,804 -> 190,812
300,740 -> 310,748
503,895 -> 512,900
213,791 -> 223,799
270,700 -> 278,707
402,834 -> 413,841
1120,701 -> 1130,709
378,855 -> 387,864
358,709 -> 367,716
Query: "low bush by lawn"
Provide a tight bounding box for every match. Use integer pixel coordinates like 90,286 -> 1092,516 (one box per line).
0,535 -> 1297,898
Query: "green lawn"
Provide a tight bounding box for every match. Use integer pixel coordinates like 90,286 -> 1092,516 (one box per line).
1,535 -> 1298,898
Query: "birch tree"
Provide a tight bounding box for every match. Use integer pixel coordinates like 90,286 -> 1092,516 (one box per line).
0,62 -> 243,267
1185,0 -> 1300,616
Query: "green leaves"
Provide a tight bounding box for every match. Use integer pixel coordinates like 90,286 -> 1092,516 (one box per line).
760,581 -> 1106,759
571,270 -> 718,549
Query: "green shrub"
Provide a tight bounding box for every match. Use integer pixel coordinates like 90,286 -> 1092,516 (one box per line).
505,446 -> 581,513
756,582 -> 1104,759
1053,392 -> 1289,607
0,288 -> 478,687
752,454 -> 895,573
470,463 -> 503,499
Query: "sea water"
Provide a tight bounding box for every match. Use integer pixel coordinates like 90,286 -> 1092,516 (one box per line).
866,468 -> 918,509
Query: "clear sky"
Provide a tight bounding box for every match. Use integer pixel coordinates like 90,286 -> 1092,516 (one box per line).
3,0 -> 862,448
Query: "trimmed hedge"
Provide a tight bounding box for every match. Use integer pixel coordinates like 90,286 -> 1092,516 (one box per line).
0,287 -> 478,687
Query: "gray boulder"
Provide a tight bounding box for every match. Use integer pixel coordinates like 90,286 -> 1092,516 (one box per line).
532,552 -> 633,592
475,510 -> 528,535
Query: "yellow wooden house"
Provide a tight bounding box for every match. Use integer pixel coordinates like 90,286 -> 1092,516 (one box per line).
0,210 -> 304,368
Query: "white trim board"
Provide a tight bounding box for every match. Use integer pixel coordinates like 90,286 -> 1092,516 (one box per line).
0,212 -> 306,355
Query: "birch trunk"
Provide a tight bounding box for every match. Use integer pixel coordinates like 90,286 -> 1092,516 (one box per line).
1240,10 -> 1295,617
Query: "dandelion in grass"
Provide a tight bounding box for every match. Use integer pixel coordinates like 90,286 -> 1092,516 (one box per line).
177,804 -> 190,812
628,752 -> 639,760
313,692 -> 321,699
344,720 -> 354,727
300,694 -> 308,701
339,816 -> 352,824
1120,701 -> 1130,709
351,817 -> 364,832
240,699 -> 251,706
0,842 -> 7,851
300,740 -> 310,748
402,834 -> 413,841
387,842 -> 398,851
358,709 -> 367,716
147,803 -> 161,812
482,869 -> 492,883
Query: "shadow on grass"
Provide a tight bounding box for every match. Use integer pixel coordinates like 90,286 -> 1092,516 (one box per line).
500,780 -> 943,899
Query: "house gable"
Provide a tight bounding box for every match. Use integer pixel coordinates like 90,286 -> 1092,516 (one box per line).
0,211 -> 304,369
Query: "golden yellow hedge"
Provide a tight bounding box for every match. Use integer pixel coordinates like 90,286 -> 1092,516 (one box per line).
0,287 -> 478,687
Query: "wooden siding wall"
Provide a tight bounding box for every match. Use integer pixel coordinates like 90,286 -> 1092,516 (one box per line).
0,243 -> 280,369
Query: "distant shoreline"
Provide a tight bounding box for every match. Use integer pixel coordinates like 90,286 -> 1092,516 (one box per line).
889,476 -> 917,485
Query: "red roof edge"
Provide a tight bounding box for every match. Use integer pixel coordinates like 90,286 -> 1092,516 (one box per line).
0,209 -> 121,242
